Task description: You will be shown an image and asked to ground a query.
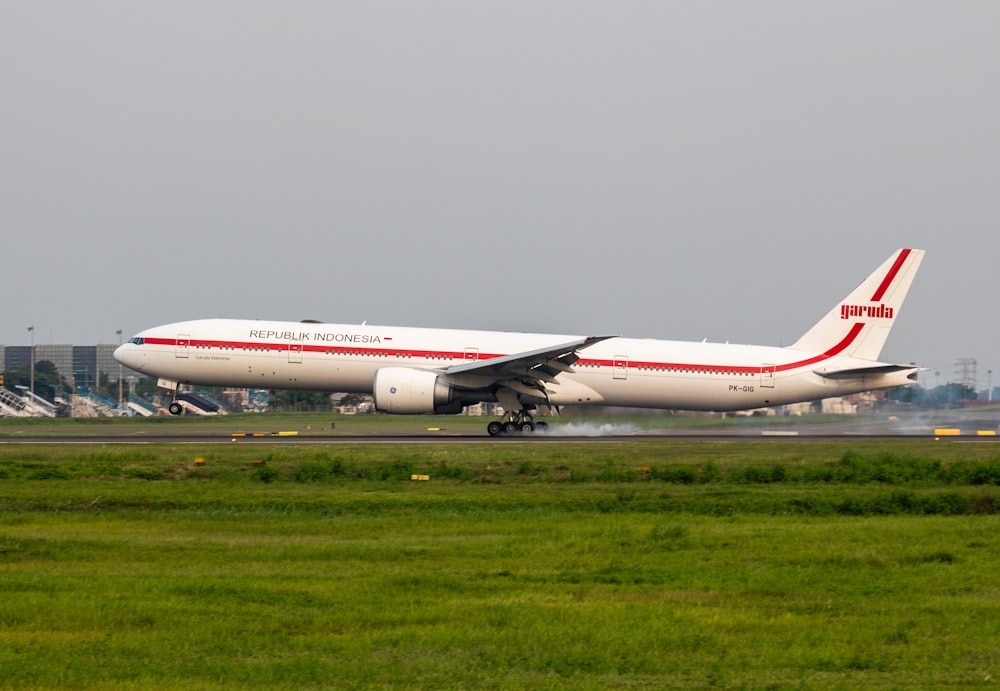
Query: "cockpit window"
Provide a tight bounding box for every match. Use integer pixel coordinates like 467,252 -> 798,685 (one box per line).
128,337 -> 144,345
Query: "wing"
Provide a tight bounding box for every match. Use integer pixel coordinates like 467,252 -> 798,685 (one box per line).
442,335 -> 615,407
445,335 -> 615,380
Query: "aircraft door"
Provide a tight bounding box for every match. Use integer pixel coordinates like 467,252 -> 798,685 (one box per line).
464,348 -> 479,362
288,342 -> 303,364
613,356 -> 628,380
760,363 -> 776,388
175,334 -> 190,359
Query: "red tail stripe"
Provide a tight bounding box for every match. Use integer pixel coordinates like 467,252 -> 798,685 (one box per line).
774,322 -> 864,372
870,249 -> 910,302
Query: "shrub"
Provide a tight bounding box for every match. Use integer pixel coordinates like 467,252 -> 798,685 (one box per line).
650,466 -> 696,484
434,461 -> 470,480
28,466 -> 69,480
124,467 -> 164,481
375,460 -> 416,481
969,461 -> 1000,485
294,460 -> 344,483
252,464 -> 281,483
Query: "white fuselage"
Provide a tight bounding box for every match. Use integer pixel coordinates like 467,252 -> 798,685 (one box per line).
114,318 -> 915,412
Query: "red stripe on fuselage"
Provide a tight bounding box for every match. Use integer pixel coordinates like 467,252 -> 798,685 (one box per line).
142,323 -> 868,377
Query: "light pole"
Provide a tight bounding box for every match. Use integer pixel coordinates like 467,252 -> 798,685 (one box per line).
117,329 -> 124,411
27,326 -> 34,396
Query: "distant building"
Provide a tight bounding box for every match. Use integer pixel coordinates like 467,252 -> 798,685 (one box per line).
2,344 -> 126,390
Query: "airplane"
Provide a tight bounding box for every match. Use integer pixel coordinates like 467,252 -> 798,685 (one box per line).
115,248 -> 924,435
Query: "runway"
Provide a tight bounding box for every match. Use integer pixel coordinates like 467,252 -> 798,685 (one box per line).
2,431 -> 999,444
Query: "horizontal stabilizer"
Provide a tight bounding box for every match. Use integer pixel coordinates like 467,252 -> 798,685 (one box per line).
816,364 -> 918,380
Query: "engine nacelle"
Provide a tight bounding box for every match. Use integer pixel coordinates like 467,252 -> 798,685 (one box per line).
373,368 -> 457,414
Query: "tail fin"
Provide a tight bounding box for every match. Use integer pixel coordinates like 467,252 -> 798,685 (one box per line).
791,248 -> 925,361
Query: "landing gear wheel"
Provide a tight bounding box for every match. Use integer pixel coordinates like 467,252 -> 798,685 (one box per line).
487,408 -> 550,436
168,402 -> 183,416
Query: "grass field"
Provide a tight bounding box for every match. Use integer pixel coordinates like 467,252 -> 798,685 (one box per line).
2,417 -> 1000,688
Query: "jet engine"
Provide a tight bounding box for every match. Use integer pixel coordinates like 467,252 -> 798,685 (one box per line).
373,368 -> 459,414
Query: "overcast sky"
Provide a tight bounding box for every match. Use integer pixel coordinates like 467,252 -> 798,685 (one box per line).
2,2 -> 998,387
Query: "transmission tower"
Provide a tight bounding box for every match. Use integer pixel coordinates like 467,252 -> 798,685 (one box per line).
955,358 -> 977,392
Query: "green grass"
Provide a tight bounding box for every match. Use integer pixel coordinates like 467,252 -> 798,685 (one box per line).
2,438 -> 1000,688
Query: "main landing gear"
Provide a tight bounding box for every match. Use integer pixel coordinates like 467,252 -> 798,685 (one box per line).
486,410 -> 550,436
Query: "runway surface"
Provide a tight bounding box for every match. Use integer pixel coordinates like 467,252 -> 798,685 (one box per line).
2,411 -> 998,444
2,431 -> 999,444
